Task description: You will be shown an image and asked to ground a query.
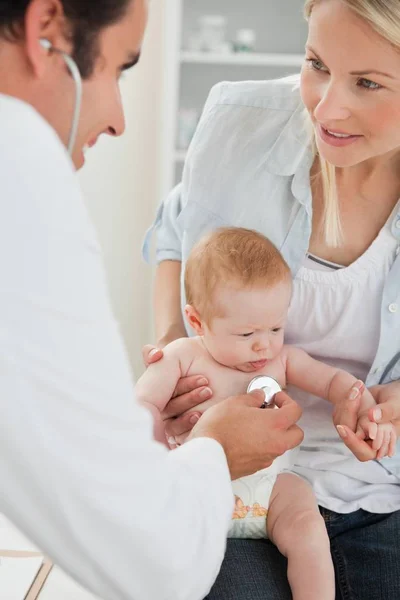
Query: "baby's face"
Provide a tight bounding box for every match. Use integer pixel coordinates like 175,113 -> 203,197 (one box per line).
203,281 -> 292,372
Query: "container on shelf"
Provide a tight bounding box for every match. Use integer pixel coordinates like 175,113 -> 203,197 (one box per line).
198,15 -> 228,53
233,29 -> 257,52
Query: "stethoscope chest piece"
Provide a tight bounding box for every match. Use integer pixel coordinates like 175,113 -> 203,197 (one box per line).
247,376 -> 282,409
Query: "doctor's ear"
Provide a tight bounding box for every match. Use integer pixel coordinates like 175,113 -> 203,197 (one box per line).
24,0 -> 66,76
184,305 -> 205,335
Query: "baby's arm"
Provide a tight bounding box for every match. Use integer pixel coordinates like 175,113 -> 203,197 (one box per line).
284,347 -> 396,457
135,339 -> 192,444
284,346 -> 367,406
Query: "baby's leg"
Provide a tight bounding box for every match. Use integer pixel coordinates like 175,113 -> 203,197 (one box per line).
267,473 -> 334,600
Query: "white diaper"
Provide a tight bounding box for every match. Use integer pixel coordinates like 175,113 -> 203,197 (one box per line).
228,449 -> 297,539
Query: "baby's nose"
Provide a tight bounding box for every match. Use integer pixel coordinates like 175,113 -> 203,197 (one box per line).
252,340 -> 268,353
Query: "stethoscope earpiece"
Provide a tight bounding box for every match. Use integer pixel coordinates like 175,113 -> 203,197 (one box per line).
39,39 -> 52,51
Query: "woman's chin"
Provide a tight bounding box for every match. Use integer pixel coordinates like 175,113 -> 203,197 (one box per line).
316,142 -> 366,169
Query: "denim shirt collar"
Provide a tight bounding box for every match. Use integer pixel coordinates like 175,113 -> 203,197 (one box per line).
264,102 -> 313,176
264,101 -> 314,216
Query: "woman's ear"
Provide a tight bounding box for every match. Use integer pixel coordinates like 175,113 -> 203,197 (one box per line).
184,304 -> 204,335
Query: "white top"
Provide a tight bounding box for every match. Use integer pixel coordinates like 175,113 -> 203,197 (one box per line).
0,94 -> 234,600
286,210 -> 400,513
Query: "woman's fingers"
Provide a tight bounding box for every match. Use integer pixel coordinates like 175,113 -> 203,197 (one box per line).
369,398 -> 399,425
164,412 -> 202,440
336,425 -> 377,462
172,375 -> 211,398
161,378 -> 212,420
142,345 -> 163,367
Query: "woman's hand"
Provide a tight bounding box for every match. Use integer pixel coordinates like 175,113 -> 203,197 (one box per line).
142,344 -> 213,447
334,381 -> 399,461
367,382 -> 400,436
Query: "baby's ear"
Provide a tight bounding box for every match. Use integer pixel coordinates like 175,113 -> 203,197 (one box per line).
184,304 -> 204,335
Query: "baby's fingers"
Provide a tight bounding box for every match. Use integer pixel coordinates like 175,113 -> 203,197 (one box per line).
371,424 -> 383,450
358,415 -> 376,440
374,424 -> 396,459
389,429 -> 397,458
377,429 -> 392,459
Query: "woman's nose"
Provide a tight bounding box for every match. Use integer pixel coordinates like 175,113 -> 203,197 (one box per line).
313,81 -> 352,124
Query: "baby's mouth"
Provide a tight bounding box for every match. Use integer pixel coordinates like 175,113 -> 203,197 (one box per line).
248,359 -> 268,370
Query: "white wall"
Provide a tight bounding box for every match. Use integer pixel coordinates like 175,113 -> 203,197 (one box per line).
78,0 -> 165,379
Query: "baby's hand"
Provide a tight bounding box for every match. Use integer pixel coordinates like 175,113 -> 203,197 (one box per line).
356,411 -> 397,459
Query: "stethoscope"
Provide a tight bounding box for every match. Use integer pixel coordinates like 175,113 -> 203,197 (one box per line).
247,376 -> 282,409
39,39 -> 82,156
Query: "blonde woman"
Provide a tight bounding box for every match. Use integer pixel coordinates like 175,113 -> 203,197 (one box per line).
145,0 -> 400,598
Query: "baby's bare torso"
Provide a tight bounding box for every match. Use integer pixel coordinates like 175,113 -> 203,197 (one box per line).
179,337 -> 288,414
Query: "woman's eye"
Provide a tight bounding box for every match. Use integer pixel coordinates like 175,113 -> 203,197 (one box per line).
357,78 -> 382,91
272,328 -> 281,334
306,58 -> 328,72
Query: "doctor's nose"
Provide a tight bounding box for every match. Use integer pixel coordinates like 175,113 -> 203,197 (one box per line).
106,88 -> 126,138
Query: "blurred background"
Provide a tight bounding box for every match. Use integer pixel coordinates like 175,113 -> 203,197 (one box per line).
79,0 -> 308,378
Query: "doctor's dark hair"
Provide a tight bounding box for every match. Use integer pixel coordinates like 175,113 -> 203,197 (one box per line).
0,0 -> 132,78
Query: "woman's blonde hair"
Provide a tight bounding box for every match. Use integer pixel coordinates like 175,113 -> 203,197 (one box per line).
304,0 -> 400,246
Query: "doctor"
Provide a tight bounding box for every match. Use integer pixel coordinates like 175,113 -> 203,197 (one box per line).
0,1 -> 304,599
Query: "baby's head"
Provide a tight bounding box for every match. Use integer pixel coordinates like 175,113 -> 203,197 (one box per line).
184,227 -> 292,372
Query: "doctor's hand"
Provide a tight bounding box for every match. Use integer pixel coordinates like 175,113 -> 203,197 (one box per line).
142,344 -> 212,440
188,390 -> 304,481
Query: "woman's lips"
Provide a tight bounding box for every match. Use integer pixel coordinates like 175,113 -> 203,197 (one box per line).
318,124 -> 362,147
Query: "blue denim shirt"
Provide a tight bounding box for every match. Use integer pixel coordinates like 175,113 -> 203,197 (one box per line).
144,75 -> 400,481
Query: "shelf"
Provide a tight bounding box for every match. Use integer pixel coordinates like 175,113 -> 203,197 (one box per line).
180,51 -> 304,67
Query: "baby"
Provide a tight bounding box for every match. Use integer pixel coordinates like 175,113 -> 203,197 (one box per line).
137,227 -> 396,600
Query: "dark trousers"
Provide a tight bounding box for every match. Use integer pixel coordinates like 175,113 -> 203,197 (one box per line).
205,508 -> 400,599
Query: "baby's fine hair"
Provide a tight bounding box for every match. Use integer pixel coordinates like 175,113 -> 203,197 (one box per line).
184,227 -> 291,324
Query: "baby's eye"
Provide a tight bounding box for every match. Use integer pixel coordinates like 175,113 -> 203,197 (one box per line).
240,332 -> 254,338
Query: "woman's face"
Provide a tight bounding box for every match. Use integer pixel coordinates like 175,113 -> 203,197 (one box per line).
301,0 -> 400,168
